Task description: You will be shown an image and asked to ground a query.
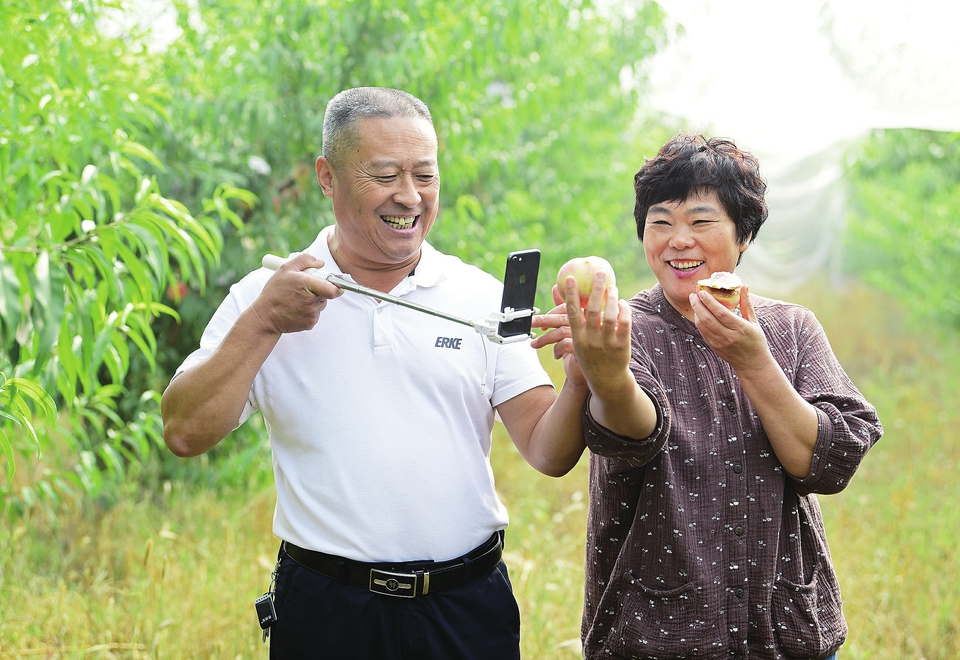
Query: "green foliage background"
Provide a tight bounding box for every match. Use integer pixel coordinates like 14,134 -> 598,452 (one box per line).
3,0 -> 958,519
1,0 -> 669,509
1,0 -> 255,512
845,128 -> 960,328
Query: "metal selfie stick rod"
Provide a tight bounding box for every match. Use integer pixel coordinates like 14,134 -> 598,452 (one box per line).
262,254 -> 475,327
261,255 -> 533,343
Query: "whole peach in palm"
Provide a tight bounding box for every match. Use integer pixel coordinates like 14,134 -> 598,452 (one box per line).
556,256 -> 617,309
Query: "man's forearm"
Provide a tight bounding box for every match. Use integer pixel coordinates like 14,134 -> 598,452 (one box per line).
528,380 -> 591,477
161,306 -> 281,457
497,382 -> 589,478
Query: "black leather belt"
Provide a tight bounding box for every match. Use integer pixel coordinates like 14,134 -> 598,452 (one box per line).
282,531 -> 504,598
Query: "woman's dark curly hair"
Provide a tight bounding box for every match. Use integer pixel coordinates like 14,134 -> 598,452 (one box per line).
634,133 -> 768,246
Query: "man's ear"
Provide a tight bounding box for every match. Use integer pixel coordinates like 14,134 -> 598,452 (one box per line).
316,156 -> 335,198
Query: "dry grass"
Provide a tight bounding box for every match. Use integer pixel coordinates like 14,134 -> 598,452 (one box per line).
1,280 -> 958,659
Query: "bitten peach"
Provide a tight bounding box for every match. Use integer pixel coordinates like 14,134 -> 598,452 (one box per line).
696,271 -> 743,310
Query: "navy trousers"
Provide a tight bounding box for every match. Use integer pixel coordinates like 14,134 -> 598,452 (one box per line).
269,544 -> 521,659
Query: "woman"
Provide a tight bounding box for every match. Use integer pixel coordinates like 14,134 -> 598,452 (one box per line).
533,134 -> 882,660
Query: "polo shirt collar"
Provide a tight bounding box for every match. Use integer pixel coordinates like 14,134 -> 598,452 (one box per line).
406,240 -> 444,288
305,225 -> 445,292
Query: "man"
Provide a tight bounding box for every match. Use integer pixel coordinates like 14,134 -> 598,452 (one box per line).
161,87 -> 588,658
533,134 -> 882,659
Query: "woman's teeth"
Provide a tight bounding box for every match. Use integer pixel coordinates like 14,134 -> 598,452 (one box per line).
382,215 -> 417,229
670,260 -> 703,271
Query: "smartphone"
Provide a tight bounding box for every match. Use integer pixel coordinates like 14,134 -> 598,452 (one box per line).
498,249 -> 540,339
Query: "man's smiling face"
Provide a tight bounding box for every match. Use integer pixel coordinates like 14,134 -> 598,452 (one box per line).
318,115 -> 440,273
642,189 -> 749,319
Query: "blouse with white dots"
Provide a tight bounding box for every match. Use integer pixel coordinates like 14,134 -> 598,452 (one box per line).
580,285 -> 882,660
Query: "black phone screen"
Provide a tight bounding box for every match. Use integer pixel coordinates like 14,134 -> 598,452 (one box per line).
498,249 -> 540,338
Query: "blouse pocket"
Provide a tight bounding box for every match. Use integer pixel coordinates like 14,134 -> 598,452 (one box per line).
608,571 -> 719,659
771,563 -> 846,658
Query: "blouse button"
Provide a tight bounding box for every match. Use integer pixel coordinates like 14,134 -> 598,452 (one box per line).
735,525 -> 744,536
733,463 -> 743,474
735,588 -> 745,598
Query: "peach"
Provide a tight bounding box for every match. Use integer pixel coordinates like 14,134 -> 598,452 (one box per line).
557,256 -> 617,309
696,271 -> 742,310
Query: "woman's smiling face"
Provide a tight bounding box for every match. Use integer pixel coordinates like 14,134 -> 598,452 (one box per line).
642,189 -> 749,320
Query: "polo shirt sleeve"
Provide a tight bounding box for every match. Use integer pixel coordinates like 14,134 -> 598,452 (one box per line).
488,339 -> 554,408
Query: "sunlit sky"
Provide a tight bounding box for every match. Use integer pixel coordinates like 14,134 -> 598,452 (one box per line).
644,0 -> 960,160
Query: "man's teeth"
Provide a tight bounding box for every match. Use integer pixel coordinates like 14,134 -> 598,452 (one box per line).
382,215 -> 417,229
670,260 -> 703,270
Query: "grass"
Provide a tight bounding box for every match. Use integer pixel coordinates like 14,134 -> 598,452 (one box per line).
1,279 -> 958,658
789,282 -> 960,658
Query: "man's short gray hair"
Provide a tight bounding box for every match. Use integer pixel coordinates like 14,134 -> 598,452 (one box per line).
322,87 -> 434,168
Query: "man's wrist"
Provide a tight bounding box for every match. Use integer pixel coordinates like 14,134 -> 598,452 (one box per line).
246,302 -> 283,338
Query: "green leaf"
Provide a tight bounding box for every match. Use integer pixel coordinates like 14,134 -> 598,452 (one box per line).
37,169 -> 65,187
106,326 -> 131,382
69,245 -> 119,300
89,314 -> 119,385
120,141 -> 165,170
0,257 -> 23,347
4,377 -> 58,418
95,171 -> 124,218
10,394 -> 41,450
80,164 -> 98,187
0,426 -> 15,491
56,321 -> 80,403
27,252 -> 66,374
121,313 -> 158,371
154,195 -> 220,259
114,240 -> 155,301
98,443 -> 125,480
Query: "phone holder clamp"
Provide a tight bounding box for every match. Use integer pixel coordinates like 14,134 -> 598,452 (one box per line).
474,307 -> 538,344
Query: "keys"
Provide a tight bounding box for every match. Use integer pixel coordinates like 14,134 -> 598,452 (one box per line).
256,555 -> 281,643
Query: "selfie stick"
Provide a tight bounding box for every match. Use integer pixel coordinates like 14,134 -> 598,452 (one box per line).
261,255 -> 535,344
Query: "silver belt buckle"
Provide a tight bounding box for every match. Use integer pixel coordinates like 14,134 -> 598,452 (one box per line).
369,569 -> 418,598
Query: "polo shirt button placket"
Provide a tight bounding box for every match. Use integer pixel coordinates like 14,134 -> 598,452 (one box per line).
373,300 -> 394,350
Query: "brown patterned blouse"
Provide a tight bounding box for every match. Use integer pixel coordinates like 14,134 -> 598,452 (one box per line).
580,285 -> 883,660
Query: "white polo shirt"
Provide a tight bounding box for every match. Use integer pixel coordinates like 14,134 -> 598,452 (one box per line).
177,226 -> 552,562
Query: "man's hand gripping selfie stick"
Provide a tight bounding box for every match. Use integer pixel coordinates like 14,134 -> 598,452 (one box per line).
261,255 -> 535,344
